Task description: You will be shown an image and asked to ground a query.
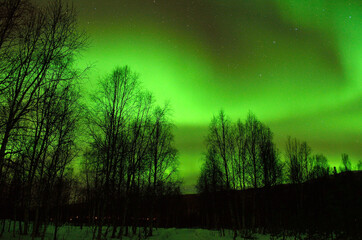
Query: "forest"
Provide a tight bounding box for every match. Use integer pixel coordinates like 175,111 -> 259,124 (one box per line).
0,0 -> 361,240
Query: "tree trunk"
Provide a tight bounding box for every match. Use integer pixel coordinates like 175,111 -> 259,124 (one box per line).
23,207 -> 29,235
0,219 -> 5,237
53,220 -> 59,240
0,124 -> 11,182
96,223 -> 102,240
41,220 -> 48,240
32,207 -> 40,239
12,208 -> 16,237
118,195 -> 128,239
18,219 -> 23,235
111,220 -> 118,238
242,191 -> 246,229
252,190 -> 256,231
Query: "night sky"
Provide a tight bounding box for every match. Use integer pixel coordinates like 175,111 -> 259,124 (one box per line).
66,0 -> 360,193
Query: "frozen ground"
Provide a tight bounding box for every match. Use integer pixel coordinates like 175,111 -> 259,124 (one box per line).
1,222 -> 289,240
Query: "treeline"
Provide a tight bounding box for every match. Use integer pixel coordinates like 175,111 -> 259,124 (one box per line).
0,1 -> 180,240
196,110 -> 360,239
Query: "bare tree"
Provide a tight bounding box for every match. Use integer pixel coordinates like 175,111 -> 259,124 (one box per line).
14,69 -> 81,238
118,92 -> 154,238
207,110 -> 233,189
83,66 -> 180,239
0,1 -> 85,237
258,124 -> 283,188
205,111 -> 238,237
233,119 -> 248,230
340,153 -> 351,172
146,105 -> 178,237
0,0 -> 85,191
199,111 -> 284,235
285,136 -> 301,184
196,146 -> 224,229
311,154 -> 330,179
197,146 -> 224,194
85,66 -> 139,240
0,0 -> 32,93
233,119 -> 247,190
357,160 -> 362,171
245,112 -> 261,189
206,111 -> 246,238
299,141 -> 312,181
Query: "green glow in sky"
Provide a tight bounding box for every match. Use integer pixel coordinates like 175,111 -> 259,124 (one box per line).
72,0 -> 361,192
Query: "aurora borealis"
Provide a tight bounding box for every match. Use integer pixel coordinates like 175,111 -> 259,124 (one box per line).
71,0 -> 360,192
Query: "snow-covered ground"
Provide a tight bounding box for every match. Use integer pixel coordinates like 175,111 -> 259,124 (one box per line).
1,222 -> 288,240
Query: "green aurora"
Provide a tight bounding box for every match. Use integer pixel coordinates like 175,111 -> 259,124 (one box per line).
70,0 -> 360,192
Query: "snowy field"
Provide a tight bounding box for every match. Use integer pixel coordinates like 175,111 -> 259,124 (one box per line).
1,222 -> 292,240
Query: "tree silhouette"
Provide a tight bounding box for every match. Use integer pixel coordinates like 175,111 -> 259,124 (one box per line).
357,160 -> 362,171
0,0 -> 85,237
340,153 -> 351,172
285,137 -> 313,184
0,0 -> 85,194
85,66 -> 141,239
198,111 -> 284,236
146,105 -> 178,237
197,146 -> 224,194
311,154 -> 330,179
83,66 -> 179,239
258,124 -> 283,188
245,112 -> 261,189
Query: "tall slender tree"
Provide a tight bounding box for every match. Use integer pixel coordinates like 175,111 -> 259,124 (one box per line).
0,0 -> 85,192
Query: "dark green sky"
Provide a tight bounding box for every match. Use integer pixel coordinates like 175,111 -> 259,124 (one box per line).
67,0 -> 360,192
